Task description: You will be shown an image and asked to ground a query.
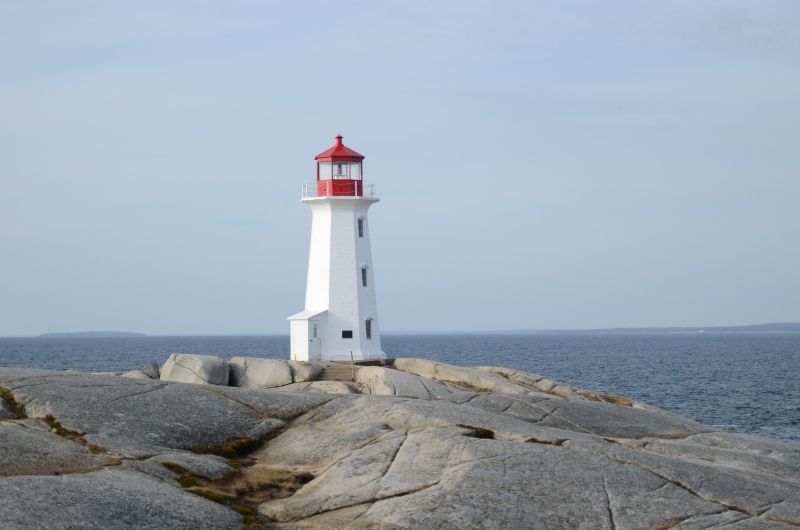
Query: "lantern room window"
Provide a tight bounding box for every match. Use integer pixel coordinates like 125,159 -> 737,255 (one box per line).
320,161 -> 362,181
319,162 -> 332,180
350,162 -> 361,180
333,163 -> 347,179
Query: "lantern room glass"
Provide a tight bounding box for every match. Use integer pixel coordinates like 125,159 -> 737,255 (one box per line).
319,161 -> 362,181
350,162 -> 361,180
318,162 -> 332,180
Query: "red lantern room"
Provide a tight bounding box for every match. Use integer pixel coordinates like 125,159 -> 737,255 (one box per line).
315,135 -> 365,197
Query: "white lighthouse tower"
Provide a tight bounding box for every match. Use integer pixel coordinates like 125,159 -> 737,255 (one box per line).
288,135 -> 386,361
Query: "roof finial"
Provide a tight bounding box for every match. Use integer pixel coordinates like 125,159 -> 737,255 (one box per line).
335,134 -> 343,146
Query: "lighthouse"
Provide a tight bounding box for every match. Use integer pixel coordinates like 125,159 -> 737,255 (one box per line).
288,136 -> 386,361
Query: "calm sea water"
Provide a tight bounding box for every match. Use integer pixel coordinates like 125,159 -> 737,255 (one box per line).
0,333 -> 797,445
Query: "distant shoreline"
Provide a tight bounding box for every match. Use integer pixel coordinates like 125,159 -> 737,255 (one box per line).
2,322 -> 795,338
38,331 -> 147,338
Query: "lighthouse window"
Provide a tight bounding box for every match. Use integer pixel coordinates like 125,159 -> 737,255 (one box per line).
365,319 -> 372,340
350,163 -> 361,180
342,330 -> 353,339
358,219 -> 364,237
319,162 -> 332,180
361,268 -> 368,287
333,163 -> 348,179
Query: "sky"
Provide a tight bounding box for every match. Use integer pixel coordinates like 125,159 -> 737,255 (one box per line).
1,1 -> 799,335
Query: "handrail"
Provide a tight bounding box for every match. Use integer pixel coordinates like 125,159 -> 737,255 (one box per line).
302,183 -> 375,199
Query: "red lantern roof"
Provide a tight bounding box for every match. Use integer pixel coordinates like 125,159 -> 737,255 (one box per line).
315,135 -> 365,162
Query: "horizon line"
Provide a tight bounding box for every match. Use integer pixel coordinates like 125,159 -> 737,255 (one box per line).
3,322 -> 800,338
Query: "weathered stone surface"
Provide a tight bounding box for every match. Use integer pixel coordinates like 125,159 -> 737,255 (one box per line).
259,427 -> 718,528
160,353 -> 229,386
356,366 -> 455,399
142,362 -> 160,379
0,369 -> 270,450
246,418 -> 287,440
82,433 -> 176,459
2,361 -> 798,530
566,436 -> 800,524
0,422 -> 107,477
287,360 -> 324,382
394,358 -> 529,394
121,370 -> 151,379
532,396 -> 714,439
208,385 -> 332,419
228,357 -> 293,389
256,384 -> 799,529
272,381 -> 361,394
149,452 -> 234,480
120,459 -> 180,483
0,468 -> 243,530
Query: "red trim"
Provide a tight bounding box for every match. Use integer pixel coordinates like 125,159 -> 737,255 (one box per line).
316,180 -> 363,197
315,135 -> 365,162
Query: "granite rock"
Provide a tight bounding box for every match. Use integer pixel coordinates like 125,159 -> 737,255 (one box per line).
288,360 -> 324,382
0,369 -> 308,451
1,361 -> 798,530
142,362 -> 160,379
356,366 -> 456,399
0,422 -> 107,477
149,452 -> 234,480
160,354 -> 229,386
228,357 -> 293,389
394,358 -> 530,394
0,468 -> 243,530
120,370 -> 151,379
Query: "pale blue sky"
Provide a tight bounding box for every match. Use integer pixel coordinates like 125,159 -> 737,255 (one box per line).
1,1 -> 798,335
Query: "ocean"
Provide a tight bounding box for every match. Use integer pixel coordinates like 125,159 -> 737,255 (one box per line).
1,332 -> 798,445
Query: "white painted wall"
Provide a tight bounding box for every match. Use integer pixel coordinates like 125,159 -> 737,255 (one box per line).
289,196 -> 385,361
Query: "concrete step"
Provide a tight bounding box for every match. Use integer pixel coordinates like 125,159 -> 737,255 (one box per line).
318,364 -> 360,382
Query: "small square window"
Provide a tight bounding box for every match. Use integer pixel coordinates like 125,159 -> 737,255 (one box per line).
342,330 -> 353,339
361,268 -> 368,287
358,219 -> 364,237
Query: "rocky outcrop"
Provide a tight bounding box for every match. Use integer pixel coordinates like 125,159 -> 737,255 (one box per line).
394,357 -> 540,394
160,354 -> 229,386
228,357 -> 293,389
356,366 -> 457,399
121,369 -> 151,379
1,361 -> 798,530
0,468 -> 243,530
142,361 -> 160,379
0,420 -> 108,476
287,360 -> 323,383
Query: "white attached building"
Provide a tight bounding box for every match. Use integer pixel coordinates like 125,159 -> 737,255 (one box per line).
288,135 -> 386,361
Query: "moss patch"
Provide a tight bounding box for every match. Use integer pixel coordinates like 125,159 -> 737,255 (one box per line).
193,437 -> 265,460
165,463 -> 313,529
456,424 -> 495,439
525,437 -> 565,446
43,415 -> 86,443
0,387 -> 26,418
448,381 -> 490,393
600,394 -> 633,407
